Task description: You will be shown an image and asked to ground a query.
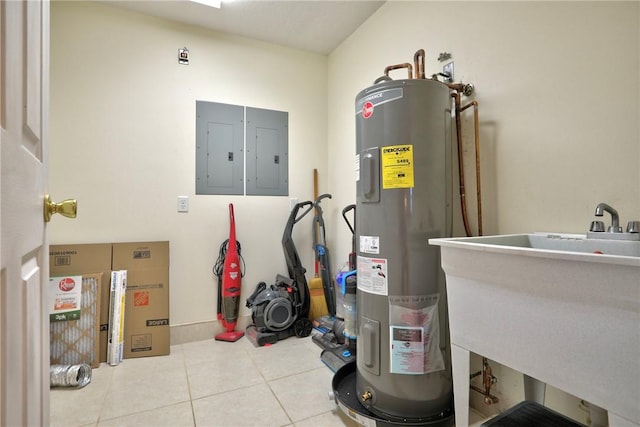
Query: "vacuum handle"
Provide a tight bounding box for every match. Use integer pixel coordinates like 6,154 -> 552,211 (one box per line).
342,204 -> 356,235
292,200 -> 314,225
342,204 -> 357,270
314,193 -> 332,207
312,193 -> 331,246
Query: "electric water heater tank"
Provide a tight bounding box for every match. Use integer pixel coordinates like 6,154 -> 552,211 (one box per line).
355,77 -> 454,424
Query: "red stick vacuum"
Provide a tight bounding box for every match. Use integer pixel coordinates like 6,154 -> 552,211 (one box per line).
215,203 -> 245,342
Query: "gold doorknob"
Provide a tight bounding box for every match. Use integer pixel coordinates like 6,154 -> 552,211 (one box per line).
44,194 -> 77,222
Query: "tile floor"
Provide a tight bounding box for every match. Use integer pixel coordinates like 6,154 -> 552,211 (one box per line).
50,335 -> 486,427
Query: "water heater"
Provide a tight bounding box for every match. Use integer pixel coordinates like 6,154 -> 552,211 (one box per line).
355,77 -> 454,424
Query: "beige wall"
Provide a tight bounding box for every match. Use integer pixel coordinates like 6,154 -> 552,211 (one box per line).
327,1 -> 639,257
50,1 -> 328,327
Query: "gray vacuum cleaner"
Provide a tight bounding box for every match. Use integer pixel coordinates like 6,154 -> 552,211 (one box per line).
245,201 -> 314,346
313,204 -> 358,373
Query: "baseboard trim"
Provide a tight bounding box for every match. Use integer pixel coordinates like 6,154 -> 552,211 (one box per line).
170,315 -> 252,345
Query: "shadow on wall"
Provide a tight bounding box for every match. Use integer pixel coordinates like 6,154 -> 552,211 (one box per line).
453,107 -> 499,238
479,119 -> 498,236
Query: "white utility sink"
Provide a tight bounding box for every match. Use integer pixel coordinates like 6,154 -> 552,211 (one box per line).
430,233 -> 640,427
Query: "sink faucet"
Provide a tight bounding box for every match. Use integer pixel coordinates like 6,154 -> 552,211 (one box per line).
594,203 -> 622,233
589,203 -> 639,240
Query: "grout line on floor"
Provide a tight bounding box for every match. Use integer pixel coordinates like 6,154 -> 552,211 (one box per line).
95,363 -> 115,426
98,400 -> 194,426
264,379 -> 295,427
255,349 -> 291,425
179,343 -> 199,427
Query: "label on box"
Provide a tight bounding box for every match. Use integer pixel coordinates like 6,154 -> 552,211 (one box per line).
49,275 -> 83,322
133,250 -> 151,259
49,249 -> 78,268
131,334 -> 152,352
128,283 -> 163,290
134,291 -> 149,306
53,255 -> 72,267
146,318 -> 169,327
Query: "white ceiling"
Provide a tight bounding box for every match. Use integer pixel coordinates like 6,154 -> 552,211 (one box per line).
102,0 -> 385,55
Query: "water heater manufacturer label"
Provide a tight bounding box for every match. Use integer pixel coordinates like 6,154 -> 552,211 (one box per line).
355,87 -> 403,115
359,235 -> 380,254
388,294 -> 445,375
362,101 -> 374,119
390,326 -> 424,375
357,256 -> 388,295
381,144 -> 414,189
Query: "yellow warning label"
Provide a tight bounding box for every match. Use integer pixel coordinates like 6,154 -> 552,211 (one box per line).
381,144 -> 414,189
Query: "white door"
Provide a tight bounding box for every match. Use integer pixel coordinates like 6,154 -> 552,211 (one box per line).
1,1 -> 51,425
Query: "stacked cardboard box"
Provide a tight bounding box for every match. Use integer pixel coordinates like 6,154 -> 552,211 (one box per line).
49,241 -> 170,363
112,242 -> 170,358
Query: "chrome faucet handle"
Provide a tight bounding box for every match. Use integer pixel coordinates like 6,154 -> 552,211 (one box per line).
627,221 -> 640,233
589,221 -> 605,232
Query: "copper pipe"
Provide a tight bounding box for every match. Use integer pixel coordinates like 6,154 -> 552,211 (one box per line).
482,358 -> 498,404
446,82 -> 466,92
413,49 -> 426,79
384,63 -> 413,79
460,100 -> 483,236
452,91 -> 473,237
470,357 -> 499,405
483,358 -> 494,394
470,385 -> 499,405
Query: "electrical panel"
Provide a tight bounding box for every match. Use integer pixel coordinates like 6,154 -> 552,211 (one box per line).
196,101 -> 244,195
245,107 -> 288,196
195,101 -> 288,196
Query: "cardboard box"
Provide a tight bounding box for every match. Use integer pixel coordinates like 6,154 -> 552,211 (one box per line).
49,244 -> 112,363
50,241 -> 171,361
112,241 -> 170,358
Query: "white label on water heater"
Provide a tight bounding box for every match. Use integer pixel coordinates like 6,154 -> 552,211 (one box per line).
355,154 -> 360,181
390,326 -> 424,375
359,235 -> 379,254
357,256 -> 388,295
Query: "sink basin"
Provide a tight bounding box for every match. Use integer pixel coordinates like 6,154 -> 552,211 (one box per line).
448,232 -> 640,259
429,233 -> 640,426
